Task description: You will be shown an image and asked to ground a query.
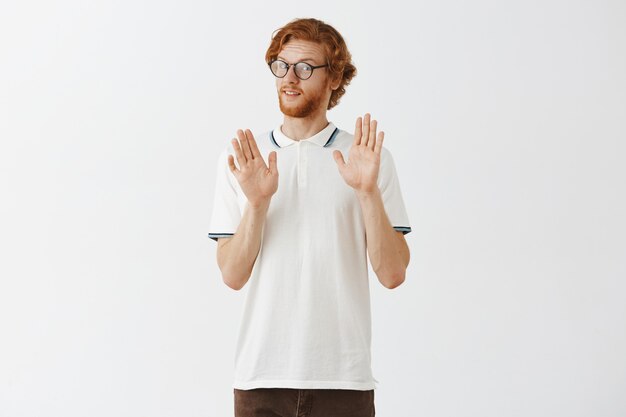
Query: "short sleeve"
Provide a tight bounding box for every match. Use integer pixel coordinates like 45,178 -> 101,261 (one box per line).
207,147 -> 242,241
377,147 -> 412,235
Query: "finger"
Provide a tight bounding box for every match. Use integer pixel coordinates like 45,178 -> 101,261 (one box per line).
246,129 -> 261,159
268,151 -> 278,175
243,129 -> 256,160
231,137 -> 247,167
333,150 -> 346,168
369,119 -> 377,151
238,129 -> 253,161
362,113 -> 371,147
354,116 -> 362,146
374,131 -> 384,154
227,153 -> 240,174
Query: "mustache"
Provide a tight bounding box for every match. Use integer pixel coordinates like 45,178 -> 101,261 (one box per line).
281,87 -> 303,94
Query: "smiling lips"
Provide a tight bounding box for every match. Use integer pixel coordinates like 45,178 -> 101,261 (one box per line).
282,89 -> 301,97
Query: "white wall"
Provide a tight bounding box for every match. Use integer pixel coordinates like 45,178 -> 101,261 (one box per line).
1,0 -> 624,416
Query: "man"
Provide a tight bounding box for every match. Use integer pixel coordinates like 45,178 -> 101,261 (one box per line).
208,17 -> 411,417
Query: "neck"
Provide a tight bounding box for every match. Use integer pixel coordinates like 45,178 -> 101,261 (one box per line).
281,109 -> 329,140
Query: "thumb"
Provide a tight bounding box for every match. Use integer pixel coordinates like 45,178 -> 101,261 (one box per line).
268,151 -> 278,174
333,150 -> 346,169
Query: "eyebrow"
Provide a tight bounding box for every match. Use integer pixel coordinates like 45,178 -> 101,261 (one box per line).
277,55 -> 318,64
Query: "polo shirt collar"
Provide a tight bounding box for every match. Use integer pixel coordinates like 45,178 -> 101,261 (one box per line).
270,122 -> 340,148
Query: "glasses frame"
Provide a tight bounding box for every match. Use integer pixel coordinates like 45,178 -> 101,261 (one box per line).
268,59 -> 329,80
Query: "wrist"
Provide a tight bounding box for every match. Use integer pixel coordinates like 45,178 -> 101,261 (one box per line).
356,187 -> 381,201
248,198 -> 271,211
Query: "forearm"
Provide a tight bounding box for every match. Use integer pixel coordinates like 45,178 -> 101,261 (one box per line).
357,189 -> 410,288
217,200 -> 270,290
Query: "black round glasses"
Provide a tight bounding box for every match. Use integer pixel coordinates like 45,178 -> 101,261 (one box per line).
268,59 -> 329,80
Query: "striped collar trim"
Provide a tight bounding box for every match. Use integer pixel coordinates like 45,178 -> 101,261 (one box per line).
270,122 -> 339,148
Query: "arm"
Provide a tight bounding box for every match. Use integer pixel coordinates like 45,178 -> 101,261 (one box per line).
217,200 -> 270,290
356,189 -> 410,289
217,128 -> 278,290
333,113 -> 410,289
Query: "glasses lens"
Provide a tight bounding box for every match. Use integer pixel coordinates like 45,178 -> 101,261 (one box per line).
294,63 -> 313,80
270,60 -> 288,77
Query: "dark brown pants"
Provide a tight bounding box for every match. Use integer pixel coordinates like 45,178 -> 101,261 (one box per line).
234,388 -> 375,417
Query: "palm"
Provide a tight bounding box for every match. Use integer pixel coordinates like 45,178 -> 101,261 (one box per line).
228,129 -> 278,207
340,143 -> 380,191
238,158 -> 277,199
333,113 -> 384,195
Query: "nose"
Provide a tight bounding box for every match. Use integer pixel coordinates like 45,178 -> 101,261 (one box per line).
283,64 -> 299,83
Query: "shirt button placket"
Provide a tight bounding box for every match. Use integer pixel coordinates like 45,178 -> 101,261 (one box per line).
297,141 -> 307,188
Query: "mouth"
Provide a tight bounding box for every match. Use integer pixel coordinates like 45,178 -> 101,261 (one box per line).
282,89 -> 301,98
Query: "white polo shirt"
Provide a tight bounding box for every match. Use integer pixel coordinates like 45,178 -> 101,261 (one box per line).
208,121 -> 411,390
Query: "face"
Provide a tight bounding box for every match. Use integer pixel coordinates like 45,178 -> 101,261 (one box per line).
274,39 -> 340,118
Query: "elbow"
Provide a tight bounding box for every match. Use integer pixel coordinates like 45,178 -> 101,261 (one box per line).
378,268 -> 406,289
223,276 -> 244,291
381,240 -> 410,289
386,272 -> 405,289
219,265 -> 251,291
215,237 -> 260,291
217,252 -> 249,290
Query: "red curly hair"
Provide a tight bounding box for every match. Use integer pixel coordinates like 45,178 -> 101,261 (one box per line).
265,18 -> 357,110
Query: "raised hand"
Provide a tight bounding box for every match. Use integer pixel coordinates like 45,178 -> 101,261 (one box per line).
333,113 -> 384,195
228,129 -> 278,208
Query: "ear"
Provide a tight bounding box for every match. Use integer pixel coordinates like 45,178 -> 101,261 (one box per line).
326,72 -> 341,91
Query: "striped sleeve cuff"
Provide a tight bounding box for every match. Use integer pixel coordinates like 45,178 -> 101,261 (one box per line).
207,232 -> 235,241
393,226 -> 412,235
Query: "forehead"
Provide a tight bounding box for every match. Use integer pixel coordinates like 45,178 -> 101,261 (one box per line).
277,39 -> 326,63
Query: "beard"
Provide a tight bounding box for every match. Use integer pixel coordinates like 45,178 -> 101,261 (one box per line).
278,83 -> 329,118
